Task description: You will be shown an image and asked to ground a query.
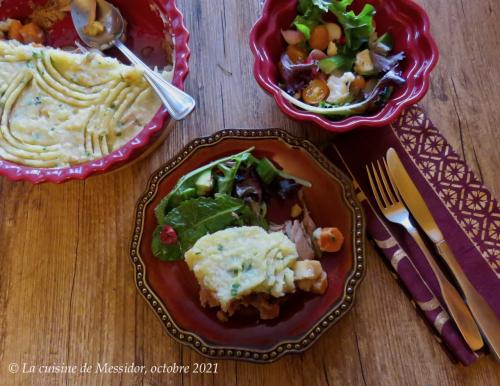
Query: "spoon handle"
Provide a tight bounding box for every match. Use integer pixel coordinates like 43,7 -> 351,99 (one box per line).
114,40 -> 195,120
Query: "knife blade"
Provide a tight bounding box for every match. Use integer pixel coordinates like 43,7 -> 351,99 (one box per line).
386,147 -> 500,361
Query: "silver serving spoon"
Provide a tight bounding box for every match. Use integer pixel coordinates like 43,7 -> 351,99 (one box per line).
71,0 -> 195,120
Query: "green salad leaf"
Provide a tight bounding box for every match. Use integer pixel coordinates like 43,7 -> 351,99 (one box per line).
293,0 -> 324,39
327,0 -> 354,14
313,0 -> 333,12
154,148 -> 254,223
319,55 -> 355,73
215,152 -> 252,195
298,0 -> 332,13
152,194 -> 268,261
294,0 -> 376,51
370,32 -> 394,54
295,22 -> 312,40
298,0 -> 312,13
255,157 -> 312,187
328,1 -> 375,51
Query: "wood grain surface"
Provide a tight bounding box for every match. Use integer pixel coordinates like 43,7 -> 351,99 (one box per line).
0,0 -> 499,385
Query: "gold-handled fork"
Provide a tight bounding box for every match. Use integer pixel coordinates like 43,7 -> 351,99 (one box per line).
366,159 -> 484,351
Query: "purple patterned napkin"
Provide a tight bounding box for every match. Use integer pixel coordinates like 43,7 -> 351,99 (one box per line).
324,105 -> 500,365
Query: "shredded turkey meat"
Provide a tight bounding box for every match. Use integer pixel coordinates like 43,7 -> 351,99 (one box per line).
285,220 -> 315,260
298,189 -> 317,236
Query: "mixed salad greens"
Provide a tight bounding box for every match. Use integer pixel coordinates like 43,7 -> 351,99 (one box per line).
152,148 -> 311,261
279,0 -> 405,117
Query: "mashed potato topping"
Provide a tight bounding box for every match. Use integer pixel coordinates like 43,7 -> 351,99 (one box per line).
0,40 -> 164,167
185,226 -> 298,312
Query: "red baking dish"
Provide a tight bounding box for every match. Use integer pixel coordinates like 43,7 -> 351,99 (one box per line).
0,0 -> 190,183
250,0 -> 438,133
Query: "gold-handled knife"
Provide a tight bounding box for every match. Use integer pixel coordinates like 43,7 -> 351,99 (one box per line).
386,148 -> 500,361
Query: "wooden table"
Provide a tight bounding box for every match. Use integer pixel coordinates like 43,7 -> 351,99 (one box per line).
1,0 -> 499,385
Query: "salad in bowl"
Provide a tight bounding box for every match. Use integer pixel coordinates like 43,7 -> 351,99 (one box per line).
250,0 -> 438,132
278,0 -> 405,117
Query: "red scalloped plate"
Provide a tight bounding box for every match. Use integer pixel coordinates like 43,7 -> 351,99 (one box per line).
130,129 -> 366,363
250,0 -> 439,133
0,0 -> 190,183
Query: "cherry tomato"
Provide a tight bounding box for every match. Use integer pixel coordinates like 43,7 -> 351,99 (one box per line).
309,25 -> 330,51
302,79 -> 329,105
286,44 -> 308,63
160,224 -> 178,245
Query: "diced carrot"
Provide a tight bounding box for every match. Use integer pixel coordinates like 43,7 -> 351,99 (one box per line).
309,25 -> 330,51
8,19 -> 23,41
287,44 -> 308,63
318,227 -> 344,252
19,22 -> 45,45
351,75 -> 366,92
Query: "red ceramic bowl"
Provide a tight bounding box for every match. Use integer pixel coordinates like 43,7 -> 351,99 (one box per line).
250,0 -> 438,133
131,129 -> 366,362
0,0 -> 190,183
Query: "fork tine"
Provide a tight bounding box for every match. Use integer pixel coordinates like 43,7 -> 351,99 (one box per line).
370,162 -> 390,208
383,158 -> 402,201
377,159 -> 396,205
366,164 -> 385,211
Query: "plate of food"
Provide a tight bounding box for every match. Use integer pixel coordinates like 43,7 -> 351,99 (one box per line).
0,0 -> 190,183
130,129 -> 366,362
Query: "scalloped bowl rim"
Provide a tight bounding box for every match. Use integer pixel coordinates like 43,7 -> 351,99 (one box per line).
0,0 -> 190,183
249,0 -> 439,133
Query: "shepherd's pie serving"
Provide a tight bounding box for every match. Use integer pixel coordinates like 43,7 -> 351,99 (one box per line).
185,226 -> 299,312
